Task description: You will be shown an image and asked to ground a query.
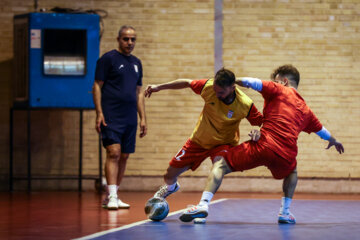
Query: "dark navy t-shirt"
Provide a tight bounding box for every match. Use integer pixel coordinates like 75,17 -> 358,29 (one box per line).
95,49 -> 142,132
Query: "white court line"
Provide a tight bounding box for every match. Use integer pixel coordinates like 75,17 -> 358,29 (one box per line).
73,198 -> 228,240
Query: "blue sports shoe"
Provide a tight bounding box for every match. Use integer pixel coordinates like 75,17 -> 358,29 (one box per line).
179,204 -> 208,222
278,212 -> 296,224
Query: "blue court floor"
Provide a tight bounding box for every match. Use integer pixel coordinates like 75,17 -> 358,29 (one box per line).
75,198 -> 360,240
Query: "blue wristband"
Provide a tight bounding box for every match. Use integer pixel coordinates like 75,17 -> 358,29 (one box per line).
241,77 -> 263,91
316,127 -> 331,141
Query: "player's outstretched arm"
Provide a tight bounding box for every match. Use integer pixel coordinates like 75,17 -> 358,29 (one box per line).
235,77 -> 263,91
316,127 -> 344,154
144,79 -> 192,98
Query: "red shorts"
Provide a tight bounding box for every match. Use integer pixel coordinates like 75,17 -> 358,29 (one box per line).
169,139 -> 232,171
222,140 -> 297,179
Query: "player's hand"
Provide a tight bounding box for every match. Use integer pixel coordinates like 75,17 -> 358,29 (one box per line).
139,119 -> 147,138
95,113 -> 107,133
144,85 -> 160,98
326,138 -> 344,154
248,129 -> 261,142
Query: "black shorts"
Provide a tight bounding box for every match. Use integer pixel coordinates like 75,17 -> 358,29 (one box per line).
101,124 -> 137,153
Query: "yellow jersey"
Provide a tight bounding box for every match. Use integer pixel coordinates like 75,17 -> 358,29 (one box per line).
190,79 -> 255,149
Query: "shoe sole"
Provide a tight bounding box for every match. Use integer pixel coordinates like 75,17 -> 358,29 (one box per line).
107,206 -> 119,210
118,206 -> 130,209
103,202 -> 130,208
103,205 -> 130,209
278,219 -> 296,224
179,211 -> 208,222
194,218 -> 206,224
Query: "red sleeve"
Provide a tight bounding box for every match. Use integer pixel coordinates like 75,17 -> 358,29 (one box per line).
190,79 -> 208,94
261,80 -> 281,100
303,109 -> 323,134
246,104 -> 264,127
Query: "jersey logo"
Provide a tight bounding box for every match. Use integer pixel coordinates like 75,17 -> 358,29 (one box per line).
134,64 -> 138,73
118,64 -> 124,69
227,110 -> 234,118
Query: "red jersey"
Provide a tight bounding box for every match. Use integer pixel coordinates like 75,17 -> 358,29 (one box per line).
260,81 -> 322,161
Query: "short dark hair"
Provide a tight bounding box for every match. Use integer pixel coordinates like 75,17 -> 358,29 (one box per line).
118,25 -> 135,37
271,64 -> 300,86
214,68 -> 235,88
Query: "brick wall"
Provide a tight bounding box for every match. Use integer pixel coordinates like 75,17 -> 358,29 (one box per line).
0,0 -> 359,193
222,0 -> 360,180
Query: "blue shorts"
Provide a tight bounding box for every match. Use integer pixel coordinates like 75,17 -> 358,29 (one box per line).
101,124 -> 137,153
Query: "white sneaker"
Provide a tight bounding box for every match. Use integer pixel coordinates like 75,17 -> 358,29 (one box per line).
106,195 -> 119,210
154,182 -> 180,199
179,204 -> 208,222
117,199 -> 130,209
102,197 -> 130,209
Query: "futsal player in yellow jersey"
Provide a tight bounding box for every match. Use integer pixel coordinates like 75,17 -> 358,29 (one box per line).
144,68 -> 263,200
190,78 -> 260,150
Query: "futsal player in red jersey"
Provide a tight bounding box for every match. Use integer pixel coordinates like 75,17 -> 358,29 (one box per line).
180,65 -> 344,224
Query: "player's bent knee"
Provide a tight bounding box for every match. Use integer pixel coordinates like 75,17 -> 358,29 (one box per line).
213,158 -> 231,174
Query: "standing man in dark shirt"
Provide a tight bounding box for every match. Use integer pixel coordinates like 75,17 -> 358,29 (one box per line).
93,25 -> 147,210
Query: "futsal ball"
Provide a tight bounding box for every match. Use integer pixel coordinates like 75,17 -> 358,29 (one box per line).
145,197 -> 170,221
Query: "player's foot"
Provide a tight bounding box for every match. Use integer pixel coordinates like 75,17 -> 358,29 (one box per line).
154,182 -> 180,199
179,204 -> 208,222
278,212 -> 296,224
102,197 -> 130,209
118,199 -> 130,209
194,218 -> 207,224
106,195 -> 119,210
